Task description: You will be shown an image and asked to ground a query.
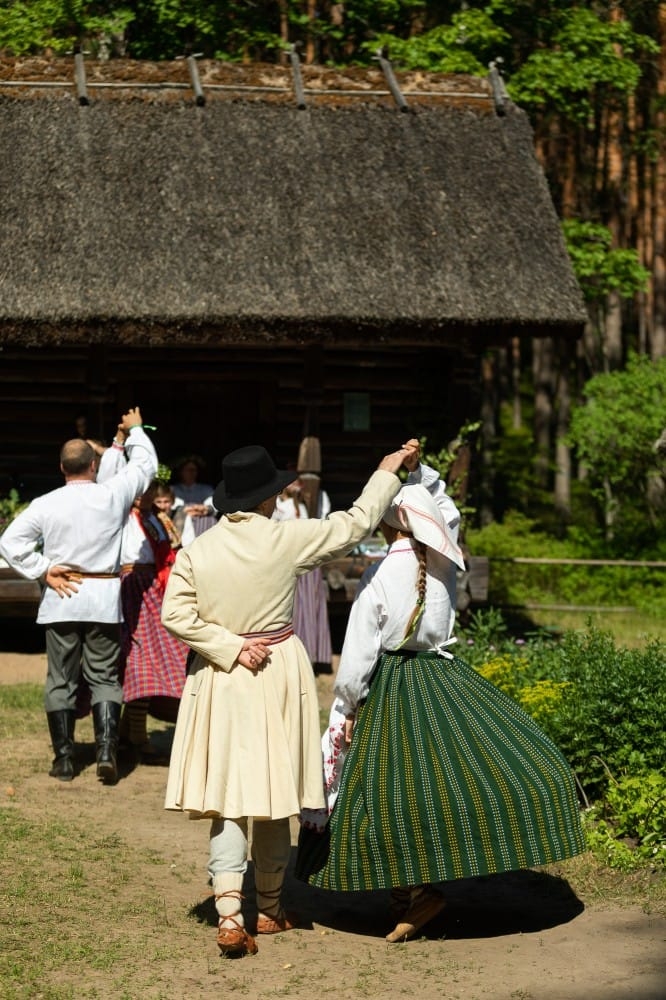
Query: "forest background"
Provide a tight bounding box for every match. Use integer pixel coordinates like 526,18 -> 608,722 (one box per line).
1,0 -> 665,625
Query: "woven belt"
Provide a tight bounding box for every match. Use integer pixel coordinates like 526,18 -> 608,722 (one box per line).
240,624 -> 294,645
66,571 -> 120,579
120,562 -> 154,573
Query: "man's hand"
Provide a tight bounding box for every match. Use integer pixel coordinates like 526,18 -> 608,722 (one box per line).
119,407 -> 143,433
377,439 -> 419,477
45,566 -> 80,599
86,439 -> 107,457
237,639 -> 270,672
185,504 -> 211,518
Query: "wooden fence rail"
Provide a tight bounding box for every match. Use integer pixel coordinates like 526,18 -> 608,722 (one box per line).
487,556 -> 664,615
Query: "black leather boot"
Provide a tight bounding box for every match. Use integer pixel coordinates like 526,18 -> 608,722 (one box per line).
46,710 -> 76,781
92,701 -> 121,784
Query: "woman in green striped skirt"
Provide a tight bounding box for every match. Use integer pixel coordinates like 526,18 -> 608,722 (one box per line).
295,451 -> 586,943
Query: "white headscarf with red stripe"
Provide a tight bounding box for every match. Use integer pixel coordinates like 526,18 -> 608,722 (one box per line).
382,483 -> 466,571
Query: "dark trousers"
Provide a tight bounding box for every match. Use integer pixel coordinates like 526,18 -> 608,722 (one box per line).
44,622 -> 122,712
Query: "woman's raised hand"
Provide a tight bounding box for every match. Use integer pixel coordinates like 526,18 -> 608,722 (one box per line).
377,439 -> 420,476
401,438 -> 420,472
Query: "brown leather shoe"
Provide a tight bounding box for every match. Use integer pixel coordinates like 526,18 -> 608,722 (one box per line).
256,911 -> 299,935
216,918 -> 258,956
385,888 -> 446,943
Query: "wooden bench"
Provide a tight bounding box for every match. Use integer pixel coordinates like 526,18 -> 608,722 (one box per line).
0,562 -> 42,617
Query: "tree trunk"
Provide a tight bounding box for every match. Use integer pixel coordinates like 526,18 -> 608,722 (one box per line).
305,0 -> 317,64
604,289 -> 623,370
479,352 -> 497,527
554,338 -> 573,523
532,336 -> 555,489
511,336 -> 522,430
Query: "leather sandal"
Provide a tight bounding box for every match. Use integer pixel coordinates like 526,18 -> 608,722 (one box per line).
255,881 -> 299,934
215,888 -> 258,957
256,911 -> 299,935
385,887 -> 446,943
216,916 -> 258,956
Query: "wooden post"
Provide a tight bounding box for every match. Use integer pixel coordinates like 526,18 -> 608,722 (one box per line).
375,48 -> 408,113
74,53 -> 89,106
187,56 -> 205,107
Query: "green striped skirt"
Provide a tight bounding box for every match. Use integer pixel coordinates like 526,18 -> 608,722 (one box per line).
295,651 -> 585,891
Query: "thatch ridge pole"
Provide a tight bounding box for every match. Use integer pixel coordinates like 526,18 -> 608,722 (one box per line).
0,80 -> 491,103
74,53 -> 89,106
289,44 -> 307,110
374,47 -> 408,112
187,55 -> 205,107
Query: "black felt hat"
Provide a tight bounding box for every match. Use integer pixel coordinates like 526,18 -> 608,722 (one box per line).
213,446 -> 295,514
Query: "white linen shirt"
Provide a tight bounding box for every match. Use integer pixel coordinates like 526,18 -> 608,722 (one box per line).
334,463 -> 462,715
0,428 -> 157,625
120,511 -> 167,564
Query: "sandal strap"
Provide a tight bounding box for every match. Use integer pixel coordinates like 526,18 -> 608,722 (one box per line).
256,884 -> 282,917
214,889 -> 244,903
217,913 -> 244,932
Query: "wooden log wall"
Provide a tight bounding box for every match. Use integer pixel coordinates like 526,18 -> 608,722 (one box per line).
0,341 -> 481,508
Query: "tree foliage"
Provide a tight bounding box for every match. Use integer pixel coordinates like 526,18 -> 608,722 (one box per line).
563,220 -> 650,303
568,353 -> 666,544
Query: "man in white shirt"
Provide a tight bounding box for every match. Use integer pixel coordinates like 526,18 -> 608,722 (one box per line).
0,407 -> 157,784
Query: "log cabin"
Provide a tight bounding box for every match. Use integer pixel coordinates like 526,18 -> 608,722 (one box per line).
0,57 -> 586,508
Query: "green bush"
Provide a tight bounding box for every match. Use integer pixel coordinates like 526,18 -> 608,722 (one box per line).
463,615 -> 666,870
584,771 -> 666,870
0,488 -> 28,536
534,629 -> 666,798
465,618 -> 666,801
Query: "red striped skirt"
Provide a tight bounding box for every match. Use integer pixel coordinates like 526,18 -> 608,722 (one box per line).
120,565 -> 189,703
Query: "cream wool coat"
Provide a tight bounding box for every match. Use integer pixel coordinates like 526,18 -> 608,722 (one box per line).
162,469 -> 400,821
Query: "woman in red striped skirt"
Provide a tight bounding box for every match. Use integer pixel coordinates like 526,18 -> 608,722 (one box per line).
119,481 -> 190,761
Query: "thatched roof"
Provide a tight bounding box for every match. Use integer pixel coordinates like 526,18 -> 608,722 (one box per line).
0,59 -> 586,347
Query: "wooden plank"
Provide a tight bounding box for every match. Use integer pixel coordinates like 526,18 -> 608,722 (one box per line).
494,557 -> 666,568
0,579 -> 41,602
467,556 -> 489,602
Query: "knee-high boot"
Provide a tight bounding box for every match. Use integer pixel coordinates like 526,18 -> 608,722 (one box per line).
213,872 -> 257,957
46,710 -> 76,781
92,701 -> 121,784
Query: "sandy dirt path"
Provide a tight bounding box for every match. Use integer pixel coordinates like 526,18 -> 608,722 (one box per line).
1,628 -> 664,1000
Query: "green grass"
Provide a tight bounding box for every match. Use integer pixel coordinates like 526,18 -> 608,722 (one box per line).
519,607 -> 666,647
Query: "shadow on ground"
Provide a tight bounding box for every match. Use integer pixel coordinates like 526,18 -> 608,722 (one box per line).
191,848 -> 584,941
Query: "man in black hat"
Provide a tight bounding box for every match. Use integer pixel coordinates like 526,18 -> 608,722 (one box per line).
161,439 -> 418,956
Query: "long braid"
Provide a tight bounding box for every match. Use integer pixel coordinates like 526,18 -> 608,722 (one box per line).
402,541 -> 427,642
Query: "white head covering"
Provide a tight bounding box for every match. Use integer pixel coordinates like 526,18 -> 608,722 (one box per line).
383,483 -> 466,571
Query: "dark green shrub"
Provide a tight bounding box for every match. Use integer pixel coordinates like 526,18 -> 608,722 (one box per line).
584,771 -> 666,870
521,627 -> 666,799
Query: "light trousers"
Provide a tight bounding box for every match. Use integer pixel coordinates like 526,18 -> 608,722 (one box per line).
208,816 -> 291,879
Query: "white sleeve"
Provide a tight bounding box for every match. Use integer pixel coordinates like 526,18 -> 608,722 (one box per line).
334,568 -> 387,715
96,444 -> 126,483
0,501 -> 50,580
180,514 -> 196,547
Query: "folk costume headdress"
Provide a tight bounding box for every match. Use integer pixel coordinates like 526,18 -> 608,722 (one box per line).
383,483 -> 466,645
